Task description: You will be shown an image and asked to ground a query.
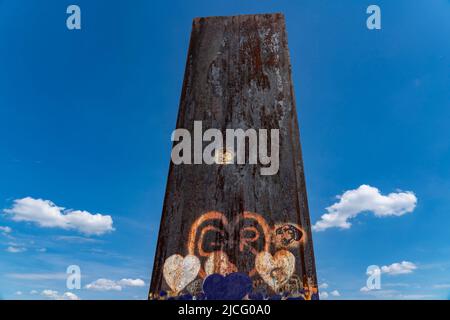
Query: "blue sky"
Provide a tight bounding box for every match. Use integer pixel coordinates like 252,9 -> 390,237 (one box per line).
0,0 -> 449,300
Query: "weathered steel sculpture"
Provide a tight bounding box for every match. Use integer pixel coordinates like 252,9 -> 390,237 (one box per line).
149,13 -> 318,300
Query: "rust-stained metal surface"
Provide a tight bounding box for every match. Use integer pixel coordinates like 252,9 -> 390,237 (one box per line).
149,13 -> 318,300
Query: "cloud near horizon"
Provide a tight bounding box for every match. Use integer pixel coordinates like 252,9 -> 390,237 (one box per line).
41,289 -> 80,300
380,261 -> 417,275
3,197 -> 114,236
313,185 -> 417,231
85,278 -> 145,291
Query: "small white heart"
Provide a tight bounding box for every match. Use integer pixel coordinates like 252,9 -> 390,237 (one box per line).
163,254 -> 200,294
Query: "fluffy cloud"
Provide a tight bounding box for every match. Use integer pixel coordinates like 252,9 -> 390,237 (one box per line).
41,290 -> 80,300
85,279 -> 122,291
41,290 -> 59,299
330,290 -> 340,297
85,278 -> 145,291
381,261 -> 417,275
319,283 -> 341,299
362,262 -> 417,290
61,292 -> 81,300
4,197 -> 114,236
313,185 -> 417,231
117,278 -> 146,287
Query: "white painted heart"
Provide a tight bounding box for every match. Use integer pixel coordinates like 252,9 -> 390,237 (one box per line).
255,250 -> 295,291
163,254 -> 200,294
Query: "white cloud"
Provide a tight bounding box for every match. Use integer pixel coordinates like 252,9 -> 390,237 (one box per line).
85,278 -> 146,291
41,290 -> 80,300
381,261 -> 417,275
318,283 -> 329,289
62,292 -> 81,300
319,284 -> 341,299
330,290 -> 340,297
362,262 -> 416,281
30,290 -> 38,295
313,185 -> 417,231
6,246 -> 26,253
0,226 -> 12,234
85,279 -> 122,291
117,278 -> 146,287
360,286 -> 371,292
41,290 -> 59,299
15,291 -> 23,295
4,197 -> 114,236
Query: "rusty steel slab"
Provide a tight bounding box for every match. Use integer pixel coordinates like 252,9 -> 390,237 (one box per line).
149,13 -> 318,300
